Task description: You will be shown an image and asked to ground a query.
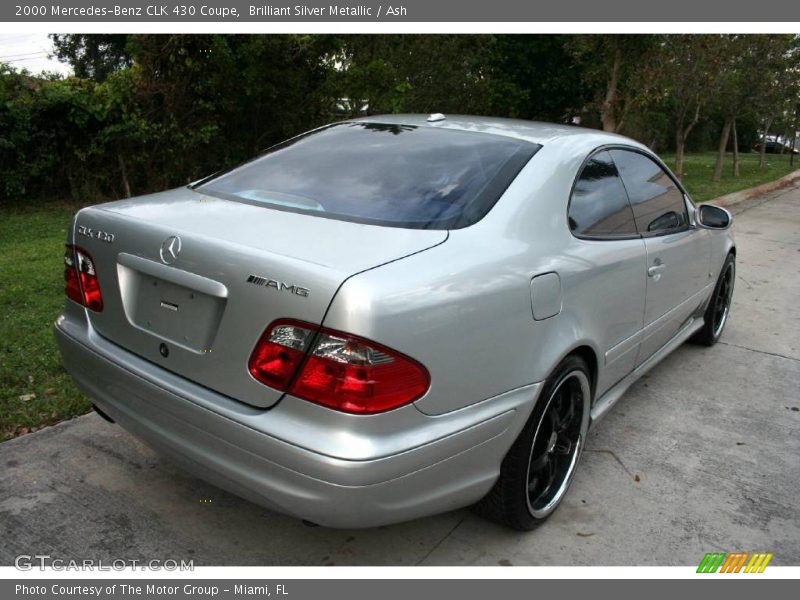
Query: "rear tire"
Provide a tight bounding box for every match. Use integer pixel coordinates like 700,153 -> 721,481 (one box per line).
474,355 -> 591,531
692,253 -> 735,347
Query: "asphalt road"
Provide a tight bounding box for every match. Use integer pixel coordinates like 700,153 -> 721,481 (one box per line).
2,185 -> 799,566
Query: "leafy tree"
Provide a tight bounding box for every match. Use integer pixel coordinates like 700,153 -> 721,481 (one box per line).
488,35 -> 585,121
707,35 -> 749,181
750,35 -> 800,169
95,34 -> 339,194
570,34 -> 659,132
648,35 -> 723,180
50,34 -> 132,81
327,35 -> 494,116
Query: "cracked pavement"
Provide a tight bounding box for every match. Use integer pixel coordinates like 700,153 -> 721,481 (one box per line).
1,184 -> 798,566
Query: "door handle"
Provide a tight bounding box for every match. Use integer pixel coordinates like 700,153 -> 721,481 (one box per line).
648,263 -> 666,279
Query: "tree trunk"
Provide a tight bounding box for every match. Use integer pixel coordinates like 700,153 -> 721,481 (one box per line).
615,96 -> 630,134
673,103 -> 701,181
675,130 -> 686,180
118,153 -> 132,198
601,45 -> 622,133
732,118 -> 740,177
759,118 -> 772,170
713,117 -> 733,182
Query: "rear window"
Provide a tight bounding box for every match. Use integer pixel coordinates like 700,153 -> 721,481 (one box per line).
195,122 -> 539,229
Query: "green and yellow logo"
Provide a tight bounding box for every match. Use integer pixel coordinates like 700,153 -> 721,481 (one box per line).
697,552 -> 773,573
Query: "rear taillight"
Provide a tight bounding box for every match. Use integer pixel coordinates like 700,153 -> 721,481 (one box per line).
64,245 -> 103,312
248,319 -> 430,414
64,248 -> 83,305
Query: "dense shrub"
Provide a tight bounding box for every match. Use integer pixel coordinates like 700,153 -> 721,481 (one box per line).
2,34 -> 793,204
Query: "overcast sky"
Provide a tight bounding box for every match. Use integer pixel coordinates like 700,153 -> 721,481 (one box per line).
0,33 -> 72,76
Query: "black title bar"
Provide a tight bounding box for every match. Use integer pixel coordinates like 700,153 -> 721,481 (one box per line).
3,0 -> 800,22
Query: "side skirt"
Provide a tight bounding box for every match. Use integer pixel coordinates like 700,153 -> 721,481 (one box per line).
589,316 -> 705,426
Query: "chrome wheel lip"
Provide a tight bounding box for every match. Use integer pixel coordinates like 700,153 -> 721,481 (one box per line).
712,261 -> 735,339
525,369 -> 591,520
529,435 -> 583,519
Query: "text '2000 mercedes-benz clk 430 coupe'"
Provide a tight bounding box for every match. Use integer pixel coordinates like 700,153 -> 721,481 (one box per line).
55,115 -> 735,530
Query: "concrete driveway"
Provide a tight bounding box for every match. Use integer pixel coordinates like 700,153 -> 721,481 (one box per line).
2,185 -> 799,566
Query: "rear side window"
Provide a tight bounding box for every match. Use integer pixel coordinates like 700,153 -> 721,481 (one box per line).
196,122 -> 539,230
610,149 -> 689,235
568,150 -> 637,238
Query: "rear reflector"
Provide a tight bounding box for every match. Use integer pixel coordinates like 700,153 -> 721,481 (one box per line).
248,319 -> 430,414
64,245 -> 103,312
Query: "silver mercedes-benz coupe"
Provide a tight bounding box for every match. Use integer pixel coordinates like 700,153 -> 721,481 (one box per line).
55,115 -> 735,530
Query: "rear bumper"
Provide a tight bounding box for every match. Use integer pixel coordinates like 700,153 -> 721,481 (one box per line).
54,309 -> 540,528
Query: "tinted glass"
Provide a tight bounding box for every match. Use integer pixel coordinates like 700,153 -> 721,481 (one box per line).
197,122 -> 539,229
568,150 -> 637,238
610,149 -> 688,234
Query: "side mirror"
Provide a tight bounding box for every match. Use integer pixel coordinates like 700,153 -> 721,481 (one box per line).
696,204 -> 732,230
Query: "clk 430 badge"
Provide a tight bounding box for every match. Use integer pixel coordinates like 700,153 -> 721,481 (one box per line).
77,224 -> 115,243
247,274 -> 310,297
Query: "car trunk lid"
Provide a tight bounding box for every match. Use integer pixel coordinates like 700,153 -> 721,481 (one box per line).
73,187 -> 447,408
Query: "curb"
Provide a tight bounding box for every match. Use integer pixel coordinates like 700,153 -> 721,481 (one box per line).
711,167 -> 800,208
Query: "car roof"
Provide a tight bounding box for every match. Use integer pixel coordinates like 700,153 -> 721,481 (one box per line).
355,114 -> 643,148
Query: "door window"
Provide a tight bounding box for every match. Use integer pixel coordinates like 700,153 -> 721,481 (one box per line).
610,149 -> 689,235
568,150 -> 638,238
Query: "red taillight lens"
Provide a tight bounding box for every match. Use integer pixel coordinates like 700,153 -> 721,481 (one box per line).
64,248 -> 83,305
64,245 -> 103,312
291,331 -> 430,414
248,320 -> 430,414
248,321 -> 313,389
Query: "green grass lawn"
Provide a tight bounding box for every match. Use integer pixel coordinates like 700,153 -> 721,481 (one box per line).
0,203 -> 91,441
661,151 -> 799,203
0,151 -> 798,442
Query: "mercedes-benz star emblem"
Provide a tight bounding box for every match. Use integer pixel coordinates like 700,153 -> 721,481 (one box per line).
159,236 -> 182,265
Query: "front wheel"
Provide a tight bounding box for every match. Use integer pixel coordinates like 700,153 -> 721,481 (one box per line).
692,253 -> 735,346
474,355 -> 591,530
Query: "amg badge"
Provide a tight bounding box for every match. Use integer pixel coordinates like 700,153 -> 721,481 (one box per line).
247,274 -> 310,298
